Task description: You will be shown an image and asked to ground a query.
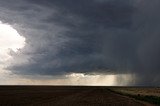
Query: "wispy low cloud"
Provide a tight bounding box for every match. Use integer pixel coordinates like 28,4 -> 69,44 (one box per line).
0,72 -> 134,86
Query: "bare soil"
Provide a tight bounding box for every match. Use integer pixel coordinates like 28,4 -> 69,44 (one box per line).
0,86 -> 155,106
109,87 -> 160,96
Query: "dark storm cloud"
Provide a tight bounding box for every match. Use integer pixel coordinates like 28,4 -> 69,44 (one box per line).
132,0 -> 160,85
1,0 -> 160,85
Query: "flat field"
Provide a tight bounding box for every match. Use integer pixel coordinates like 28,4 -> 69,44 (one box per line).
0,86 -> 157,106
109,87 -> 160,96
109,87 -> 160,105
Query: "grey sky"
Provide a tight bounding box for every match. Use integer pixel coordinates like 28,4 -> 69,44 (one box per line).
0,0 -> 160,85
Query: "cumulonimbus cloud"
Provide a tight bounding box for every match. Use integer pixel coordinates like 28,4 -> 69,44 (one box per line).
0,0 -> 160,85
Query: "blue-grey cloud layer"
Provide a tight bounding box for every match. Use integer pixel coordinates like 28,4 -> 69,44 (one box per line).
1,0 -> 160,85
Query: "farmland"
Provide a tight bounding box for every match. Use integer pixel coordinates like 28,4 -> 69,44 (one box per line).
0,86 -> 156,106
109,87 -> 160,97
109,87 -> 160,105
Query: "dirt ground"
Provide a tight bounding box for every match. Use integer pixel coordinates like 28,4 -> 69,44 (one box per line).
0,86 -> 155,106
109,87 -> 160,97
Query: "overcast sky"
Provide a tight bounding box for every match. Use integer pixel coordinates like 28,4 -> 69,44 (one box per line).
0,0 -> 160,86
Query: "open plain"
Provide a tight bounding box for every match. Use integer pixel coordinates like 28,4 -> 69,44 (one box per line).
0,86 -> 157,106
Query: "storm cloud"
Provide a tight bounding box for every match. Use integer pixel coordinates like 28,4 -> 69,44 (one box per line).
1,0 -> 160,85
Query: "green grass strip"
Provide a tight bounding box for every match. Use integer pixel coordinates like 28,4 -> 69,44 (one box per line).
107,88 -> 160,105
